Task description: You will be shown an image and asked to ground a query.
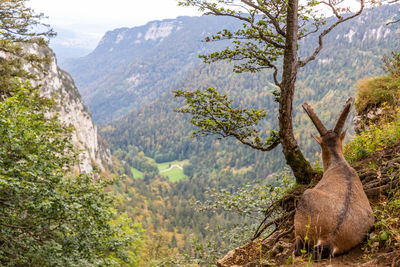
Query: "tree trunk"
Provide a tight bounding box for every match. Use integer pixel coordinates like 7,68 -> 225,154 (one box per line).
278,0 -> 314,184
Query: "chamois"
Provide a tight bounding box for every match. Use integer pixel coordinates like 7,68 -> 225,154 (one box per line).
294,98 -> 374,258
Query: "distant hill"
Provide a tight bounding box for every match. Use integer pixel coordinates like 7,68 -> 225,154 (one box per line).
63,16 -> 238,122
63,5 -> 399,124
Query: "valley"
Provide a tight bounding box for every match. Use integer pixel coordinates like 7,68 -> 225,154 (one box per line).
58,2 -> 400,265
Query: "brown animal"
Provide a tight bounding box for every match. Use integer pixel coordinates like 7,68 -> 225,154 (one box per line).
294,98 -> 374,258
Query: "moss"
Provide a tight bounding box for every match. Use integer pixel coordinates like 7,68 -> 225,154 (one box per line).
286,149 -> 314,185
355,76 -> 400,114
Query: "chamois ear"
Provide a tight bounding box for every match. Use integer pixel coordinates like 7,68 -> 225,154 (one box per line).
340,128 -> 348,141
312,134 -> 322,144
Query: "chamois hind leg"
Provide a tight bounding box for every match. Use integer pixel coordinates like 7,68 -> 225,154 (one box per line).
294,236 -> 303,256
312,240 -> 333,261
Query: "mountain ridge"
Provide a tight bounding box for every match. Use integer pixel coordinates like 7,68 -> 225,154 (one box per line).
63,4 -> 399,123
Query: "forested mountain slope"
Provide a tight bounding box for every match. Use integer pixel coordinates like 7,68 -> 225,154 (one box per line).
88,4 -> 400,260
103,4 -> 399,176
64,4 -> 398,124
63,16 -> 238,122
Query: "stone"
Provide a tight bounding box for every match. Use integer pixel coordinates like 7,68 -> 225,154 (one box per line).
25,44 -> 112,173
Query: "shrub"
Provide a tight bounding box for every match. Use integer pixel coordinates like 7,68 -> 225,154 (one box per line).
344,117 -> 400,162
0,84 -> 142,266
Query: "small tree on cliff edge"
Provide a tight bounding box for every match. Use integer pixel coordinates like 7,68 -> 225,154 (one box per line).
175,0 -> 364,184
0,0 -> 55,98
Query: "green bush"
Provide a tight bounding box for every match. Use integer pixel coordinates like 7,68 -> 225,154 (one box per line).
344,117 -> 400,162
365,191 -> 400,253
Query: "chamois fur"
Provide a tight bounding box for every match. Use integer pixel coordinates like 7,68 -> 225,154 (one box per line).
294,98 -> 374,259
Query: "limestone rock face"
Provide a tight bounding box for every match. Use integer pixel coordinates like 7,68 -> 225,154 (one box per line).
353,107 -> 384,135
27,43 -> 112,173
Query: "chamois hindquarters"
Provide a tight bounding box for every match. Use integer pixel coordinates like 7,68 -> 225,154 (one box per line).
294,97 -> 374,259
294,188 -> 343,256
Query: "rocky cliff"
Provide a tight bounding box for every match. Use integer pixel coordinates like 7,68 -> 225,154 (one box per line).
26,43 -> 112,173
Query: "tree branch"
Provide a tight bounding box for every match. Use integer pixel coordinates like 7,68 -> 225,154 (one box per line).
321,0 -> 344,20
0,222 -> 28,229
387,18 -> 400,26
298,0 -> 364,68
227,130 -> 280,151
241,0 -> 286,37
205,4 -> 253,23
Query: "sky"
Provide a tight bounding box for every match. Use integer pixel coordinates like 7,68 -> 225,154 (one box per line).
27,0 -> 366,56
29,0 -> 200,34
28,0 -> 201,51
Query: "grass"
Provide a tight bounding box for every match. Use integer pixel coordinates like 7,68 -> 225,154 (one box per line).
355,76 -> 400,114
131,167 -> 144,179
161,167 -> 186,182
364,191 -> 400,255
157,162 -> 174,172
344,73 -> 400,162
131,156 -> 189,182
157,160 -> 188,182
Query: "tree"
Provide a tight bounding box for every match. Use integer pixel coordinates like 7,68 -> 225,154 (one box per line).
0,0 -> 54,98
0,83 -> 142,266
175,0 -> 364,184
0,1 -> 145,265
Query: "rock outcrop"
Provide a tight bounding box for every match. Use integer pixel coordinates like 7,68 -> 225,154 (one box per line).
353,107 -> 384,134
26,43 -> 112,173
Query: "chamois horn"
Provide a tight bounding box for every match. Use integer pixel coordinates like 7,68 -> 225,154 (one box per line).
302,102 -> 328,136
333,97 -> 354,134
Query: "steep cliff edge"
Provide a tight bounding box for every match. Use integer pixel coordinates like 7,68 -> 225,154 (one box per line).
217,74 -> 400,266
26,43 -> 112,173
